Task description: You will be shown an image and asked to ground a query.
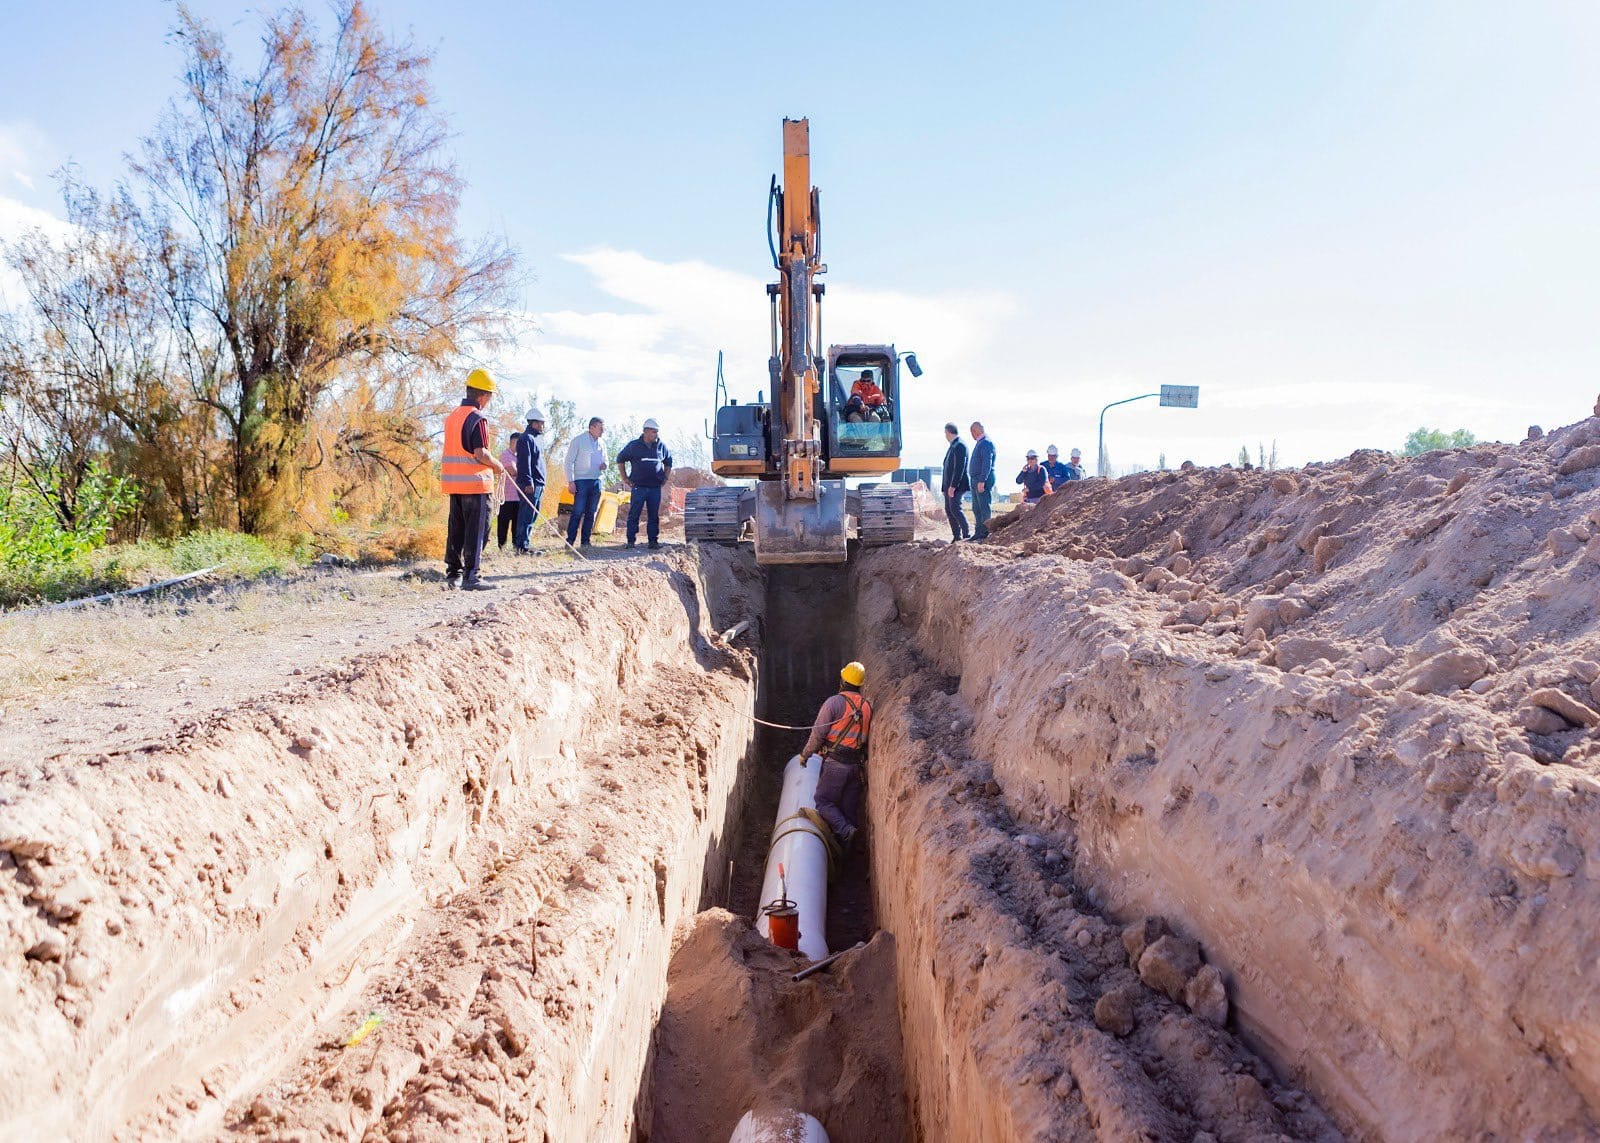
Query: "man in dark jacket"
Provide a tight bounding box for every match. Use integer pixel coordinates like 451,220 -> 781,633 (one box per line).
969,422 -> 996,540
941,422 -> 970,541
513,408 -> 548,553
1017,449 -> 1052,503
616,418 -> 673,549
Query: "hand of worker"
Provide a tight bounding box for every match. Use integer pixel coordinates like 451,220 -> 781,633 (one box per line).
976,481 -> 986,493
946,487 -> 954,499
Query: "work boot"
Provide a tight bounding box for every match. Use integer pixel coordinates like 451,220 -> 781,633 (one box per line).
648,541 -> 661,550
462,580 -> 497,592
625,540 -> 636,549
443,574 -> 459,591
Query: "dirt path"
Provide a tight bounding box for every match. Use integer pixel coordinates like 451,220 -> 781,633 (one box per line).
0,539 -> 682,773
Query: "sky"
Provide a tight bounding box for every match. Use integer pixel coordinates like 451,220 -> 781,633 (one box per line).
2,1 -> 1598,473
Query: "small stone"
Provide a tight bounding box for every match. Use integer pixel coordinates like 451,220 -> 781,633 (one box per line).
1517,706 -> 1571,736
587,841 -> 607,861
1402,648 -> 1490,695
1075,929 -> 1092,948
27,929 -> 67,962
1100,643 -> 1130,665
293,734 -> 317,751
1049,883 -> 1069,899
1184,963 -> 1229,1025
1270,474 -> 1296,494
1527,687 -> 1600,728
1138,934 -> 1202,1001
1572,661 -> 1600,685
64,955 -> 96,988
1557,444 -> 1600,475
248,1098 -> 273,1122
1527,425 -> 1544,441
984,779 -> 1002,797
1094,986 -> 1137,1036
1121,916 -> 1171,966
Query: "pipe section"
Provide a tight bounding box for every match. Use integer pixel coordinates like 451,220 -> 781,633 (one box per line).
729,1109 -> 830,1142
756,753 -> 830,960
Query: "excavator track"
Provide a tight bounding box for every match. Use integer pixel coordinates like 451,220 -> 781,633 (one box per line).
856,485 -> 915,546
685,487 -> 746,543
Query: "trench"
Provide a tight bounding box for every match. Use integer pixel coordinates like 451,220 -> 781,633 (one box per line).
638,557 -> 906,1143
9,549 -> 1354,1141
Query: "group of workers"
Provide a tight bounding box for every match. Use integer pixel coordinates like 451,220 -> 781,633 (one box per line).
940,421 -> 1084,542
441,368 -> 674,590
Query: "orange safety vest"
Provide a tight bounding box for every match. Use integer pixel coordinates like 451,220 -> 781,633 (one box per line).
825,692 -> 871,755
440,404 -> 494,496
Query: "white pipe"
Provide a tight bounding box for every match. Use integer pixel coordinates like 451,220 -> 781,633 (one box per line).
729,1109 -> 830,1143
756,753 -> 830,961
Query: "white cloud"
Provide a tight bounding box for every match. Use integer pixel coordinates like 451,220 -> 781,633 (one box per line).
0,193 -> 71,311
502,248 -> 1020,465
0,121 -> 51,196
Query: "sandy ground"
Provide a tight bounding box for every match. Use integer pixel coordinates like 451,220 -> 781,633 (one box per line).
859,409 -> 1600,1137
644,912 -> 907,1143
0,537 -> 680,772
0,550 -> 759,1140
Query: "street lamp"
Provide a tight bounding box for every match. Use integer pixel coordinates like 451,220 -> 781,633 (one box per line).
1097,384 -> 1199,477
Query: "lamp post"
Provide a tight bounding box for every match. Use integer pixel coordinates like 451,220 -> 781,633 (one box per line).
1096,384 -> 1199,477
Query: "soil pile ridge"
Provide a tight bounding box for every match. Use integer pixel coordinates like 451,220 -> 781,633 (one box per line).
854,411 -> 1600,1137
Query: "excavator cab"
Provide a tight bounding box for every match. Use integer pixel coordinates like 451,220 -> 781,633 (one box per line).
827,346 -> 902,468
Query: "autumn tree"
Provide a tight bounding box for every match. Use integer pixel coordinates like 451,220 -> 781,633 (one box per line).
133,1 -> 516,533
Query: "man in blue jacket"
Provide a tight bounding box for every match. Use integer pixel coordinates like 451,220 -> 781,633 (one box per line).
513,408 -> 548,553
616,418 -> 673,549
941,422 -> 970,541
968,422 -> 996,540
1042,445 -> 1075,492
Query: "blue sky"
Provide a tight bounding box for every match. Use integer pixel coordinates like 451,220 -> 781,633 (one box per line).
3,1 -> 1598,471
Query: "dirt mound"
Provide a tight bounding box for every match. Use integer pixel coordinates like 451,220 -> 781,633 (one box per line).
989,414 -> 1600,764
644,911 -> 907,1143
854,412 -> 1600,1136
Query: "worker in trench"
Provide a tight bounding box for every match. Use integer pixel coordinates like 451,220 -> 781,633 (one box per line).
801,661 -> 873,847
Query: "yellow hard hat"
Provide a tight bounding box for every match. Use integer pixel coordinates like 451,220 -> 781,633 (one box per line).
840,661 -> 866,686
465,367 -> 496,393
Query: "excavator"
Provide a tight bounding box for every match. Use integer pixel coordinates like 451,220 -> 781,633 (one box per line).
685,118 -> 922,565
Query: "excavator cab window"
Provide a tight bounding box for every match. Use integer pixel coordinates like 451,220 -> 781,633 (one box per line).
829,353 -> 899,458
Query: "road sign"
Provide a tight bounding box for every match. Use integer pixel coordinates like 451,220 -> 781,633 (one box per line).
1160,385 -> 1199,409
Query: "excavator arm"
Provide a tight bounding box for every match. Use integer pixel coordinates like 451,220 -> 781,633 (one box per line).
756,117 -> 847,563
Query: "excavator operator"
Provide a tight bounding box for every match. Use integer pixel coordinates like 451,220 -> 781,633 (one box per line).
801,661 -> 873,846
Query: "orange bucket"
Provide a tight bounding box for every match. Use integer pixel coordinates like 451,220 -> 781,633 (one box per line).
763,898 -> 801,951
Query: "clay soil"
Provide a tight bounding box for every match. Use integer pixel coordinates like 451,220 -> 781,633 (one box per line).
8,410 -> 1600,1141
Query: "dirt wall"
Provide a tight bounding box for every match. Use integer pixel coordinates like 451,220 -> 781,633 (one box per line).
0,556 -> 759,1141
859,533 -> 1600,1140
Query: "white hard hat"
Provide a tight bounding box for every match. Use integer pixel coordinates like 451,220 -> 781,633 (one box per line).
643,418 -> 660,430
1046,444 -> 1059,455
525,407 -> 546,423
1069,447 -> 1081,457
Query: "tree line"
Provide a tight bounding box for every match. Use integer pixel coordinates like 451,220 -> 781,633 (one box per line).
0,2 -> 515,543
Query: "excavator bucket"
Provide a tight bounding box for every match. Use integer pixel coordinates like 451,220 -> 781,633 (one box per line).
753,480 -> 847,565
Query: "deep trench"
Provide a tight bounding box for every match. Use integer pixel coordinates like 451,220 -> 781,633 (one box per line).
636,558 -> 906,1141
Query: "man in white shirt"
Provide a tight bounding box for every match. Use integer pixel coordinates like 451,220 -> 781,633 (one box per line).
564,416 -> 608,547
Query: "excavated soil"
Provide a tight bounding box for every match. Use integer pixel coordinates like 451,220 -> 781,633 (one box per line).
861,410 -> 1600,1138
643,912 -> 907,1143
8,412 -> 1600,1142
